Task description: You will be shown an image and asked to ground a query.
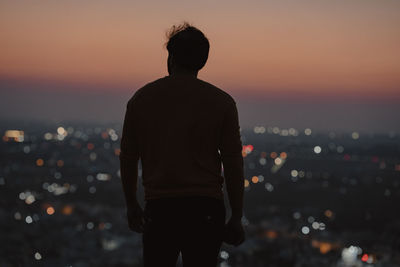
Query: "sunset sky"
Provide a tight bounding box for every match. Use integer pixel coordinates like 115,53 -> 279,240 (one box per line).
1,0 -> 399,132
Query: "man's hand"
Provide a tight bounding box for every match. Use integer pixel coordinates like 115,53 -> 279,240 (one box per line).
223,217 -> 245,246
126,205 -> 146,233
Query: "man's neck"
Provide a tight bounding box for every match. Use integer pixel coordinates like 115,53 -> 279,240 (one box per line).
169,69 -> 198,78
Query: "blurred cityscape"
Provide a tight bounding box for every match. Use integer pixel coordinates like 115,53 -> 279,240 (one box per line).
1,120 -> 400,267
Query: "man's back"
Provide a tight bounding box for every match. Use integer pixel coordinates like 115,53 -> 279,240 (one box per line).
122,74 -> 243,200
119,23 -> 245,267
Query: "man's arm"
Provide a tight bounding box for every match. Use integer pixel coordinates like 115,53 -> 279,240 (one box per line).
219,99 -> 244,220
120,100 -> 144,232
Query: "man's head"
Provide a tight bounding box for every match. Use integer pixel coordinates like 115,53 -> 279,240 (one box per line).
166,22 -> 209,74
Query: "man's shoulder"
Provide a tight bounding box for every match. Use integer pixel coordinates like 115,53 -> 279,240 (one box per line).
196,78 -> 236,105
127,76 -> 168,104
127,76 -> 236,106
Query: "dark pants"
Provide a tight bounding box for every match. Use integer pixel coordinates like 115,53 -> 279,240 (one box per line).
143,196 -> 226,267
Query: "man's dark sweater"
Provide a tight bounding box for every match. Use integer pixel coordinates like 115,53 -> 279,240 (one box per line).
120,74 -> 244,215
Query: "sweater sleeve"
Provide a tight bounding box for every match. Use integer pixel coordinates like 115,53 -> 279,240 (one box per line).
219,99 -> 244,219
119,100 -> 141,210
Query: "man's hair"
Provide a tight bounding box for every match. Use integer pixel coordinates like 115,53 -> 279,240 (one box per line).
166,22 -> 209,71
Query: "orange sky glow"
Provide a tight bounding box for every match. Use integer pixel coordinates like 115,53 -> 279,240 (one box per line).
1,0 -> 400,99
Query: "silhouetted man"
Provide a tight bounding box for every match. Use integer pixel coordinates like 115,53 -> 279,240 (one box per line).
120,22 -> 245,267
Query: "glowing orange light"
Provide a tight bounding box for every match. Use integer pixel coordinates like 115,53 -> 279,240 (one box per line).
270,152 -> 277,159
36,158 -> 44,167
324,209 -> 333,218
101,132 -> 108,139
280,152 -> 287,159
361,254 -> 368,262
46,206 -> 55,215
319,243 -> 332,254
114,148 -> 121,156
251,176 -> 259,183
57,160 -> 64,167
242,151 -> 247,157
265,230 -> 278,239
87,143 -> 95,150
4,130 -> 24,141
244,179 -> 249,187
62,205 -> 74,215
311,240 -> 333,254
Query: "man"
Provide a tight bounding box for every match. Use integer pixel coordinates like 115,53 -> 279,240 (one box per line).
120,22 -> 245,267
